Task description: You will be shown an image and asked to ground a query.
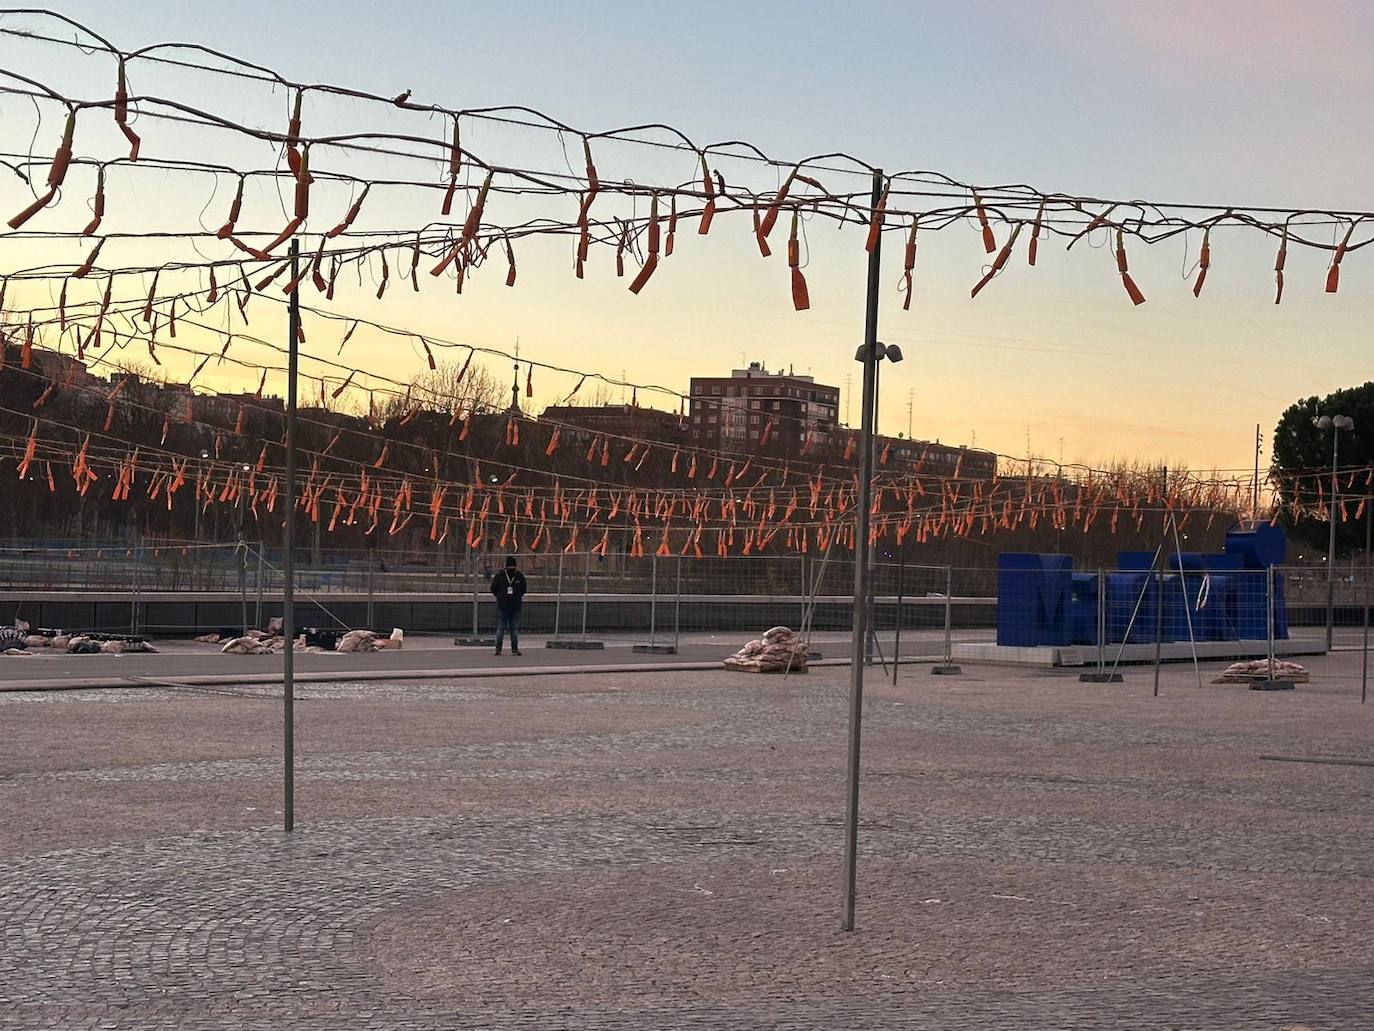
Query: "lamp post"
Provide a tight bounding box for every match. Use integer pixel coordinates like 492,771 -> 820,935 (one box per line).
862,341 -> 904,665
193,449 -> 209,545
191,449 -> 209,590
1313,413 -> 1354,651
842,326 -> 901,933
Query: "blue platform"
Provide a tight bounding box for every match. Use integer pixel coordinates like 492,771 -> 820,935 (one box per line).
997,522 -> 1289,648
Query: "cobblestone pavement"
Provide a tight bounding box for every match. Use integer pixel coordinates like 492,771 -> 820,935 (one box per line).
2,654 -> 1373,1028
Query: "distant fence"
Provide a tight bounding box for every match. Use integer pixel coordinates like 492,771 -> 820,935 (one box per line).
0,541 -> 1367,644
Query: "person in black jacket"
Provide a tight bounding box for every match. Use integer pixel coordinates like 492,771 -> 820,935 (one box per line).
490,555 -> 528,655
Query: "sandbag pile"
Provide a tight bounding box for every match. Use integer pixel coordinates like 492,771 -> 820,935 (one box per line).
220,636 -> 276,655
337,628 -> 404,653
219,627 -> 404,655
1212,659 -> 1310,684
723,625 -> 808,673
3,624 -> 157,656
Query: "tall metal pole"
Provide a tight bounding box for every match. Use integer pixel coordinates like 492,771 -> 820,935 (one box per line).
1363,495 -> 1370,704
864,358 -> 880,667
942,565 -> 954,666
581,551 -> 591,640
648,554 -> 658,647
130,545 -> 139,635
238,491 -> 248,637
1253,423 -> 1261,519
841,168 -> 883,933
470,551 -> 479,637
1326,425 -> 1340,652
1153,466 -> 1166,699
1097,568 -> 1106,675
283,239 -> 300,833
1267,563 -> 1277,683
891,550 -> 904,685
254,544 -> 264,631
552,551 -> 565,641
674,555 -> 682,653
366,550 -> 375,630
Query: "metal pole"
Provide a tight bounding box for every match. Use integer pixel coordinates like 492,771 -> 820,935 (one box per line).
471,552 -> 479,637
842,167 -> 883,933
254,544 -> 264,631
366,550 -> 375,630
581,551 -> 590,640
648,554 -> 658,647
283,238 -> 299,833
1326,426 -> 1339,652
553,551 -> 565,641
1363,497 -> 1370,704
1152,565 -> 1163,698
864,360 -> 880,669
239,495 -> 248,637
130,545 -> 139,635
1153,470 -> 1166,698
943,565 -> 954,666
1267,563 -> 1277,683
892,550 -> 904,685
1097,568 -> 1106,675
674,555 -> 682,653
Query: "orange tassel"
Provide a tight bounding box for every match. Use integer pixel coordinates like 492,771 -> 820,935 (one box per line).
788,211 -> 810,310
1326,222 -> 1355,293
1116,230 -> 1145,305
1192,227 -> 1210,297
698,154 -> 717,235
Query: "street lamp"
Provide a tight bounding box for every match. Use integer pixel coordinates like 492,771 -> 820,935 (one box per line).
1313,413 -> 1355,650
192,449 -> 210,545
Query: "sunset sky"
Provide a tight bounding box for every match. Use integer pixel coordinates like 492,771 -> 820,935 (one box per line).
4,0 -> 1373,476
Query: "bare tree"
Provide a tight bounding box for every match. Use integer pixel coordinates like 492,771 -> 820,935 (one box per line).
379,358 -> 507,420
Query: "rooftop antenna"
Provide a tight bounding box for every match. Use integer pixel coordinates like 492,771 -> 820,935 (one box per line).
844,373 -> 853,425
906,388 -> 914,439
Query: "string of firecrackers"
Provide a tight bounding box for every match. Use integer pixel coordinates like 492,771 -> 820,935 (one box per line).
0,258 -> 1315,510
0,286 -> 1087,496
2,16 -> 1374,311
5,109 -> 1373,315
0,282 -> 1293,512
2,375 -> 1269,537
7,407 -> 1346,551
3,399 -> 1349,557
1,319 -> 1276,531
7,302 -> 987,498
9,249 -> 860,461
6,426 -> 1269,558
1,278 -> 1312,515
